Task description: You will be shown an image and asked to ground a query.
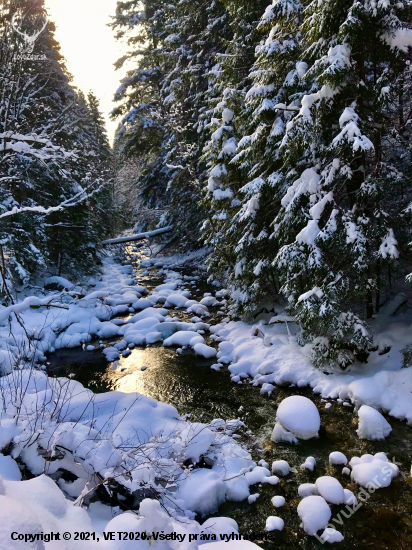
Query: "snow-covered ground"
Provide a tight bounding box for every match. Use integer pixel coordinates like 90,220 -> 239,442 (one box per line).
1,245 -> 411,548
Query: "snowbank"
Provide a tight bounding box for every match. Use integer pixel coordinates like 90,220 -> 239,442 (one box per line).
211,312 -> 412,423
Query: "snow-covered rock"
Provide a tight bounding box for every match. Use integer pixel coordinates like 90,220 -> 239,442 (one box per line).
132,298 -> 154,310
0,454 -> 21,481
357,405 -> 392,440
0,475 -> 98,550
350,453 -> 398,488
329,451 -> 348,465
298,483 -> 318,497
315,476 -> 345,504
321,528 -> 344,543
265,516 -> 284,531
248,493 -> 260,504
193,343 -> 217,358
271,495 -> 285,507
165,294 -> 190,308
272,460 -> 290,476
297,495 -> 331,536
343,489 -> 357,506
301,456 -> 316,471
272,396 -> 320,443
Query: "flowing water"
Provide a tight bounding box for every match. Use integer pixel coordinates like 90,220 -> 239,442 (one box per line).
48,260 -> 412,550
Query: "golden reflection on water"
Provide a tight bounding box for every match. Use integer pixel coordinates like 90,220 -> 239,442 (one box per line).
105,345 -> 166,395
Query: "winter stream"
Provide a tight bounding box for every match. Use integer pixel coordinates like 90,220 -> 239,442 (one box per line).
47,248 -> 412,550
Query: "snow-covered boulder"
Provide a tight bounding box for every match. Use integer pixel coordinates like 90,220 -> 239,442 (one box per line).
329,451 -> 348,465
350,453 -> 398,488
272,460 -> 290,476
271,495 -> 285,507
357,405 -> 392,440
265,516 -> 284,531
297,495 -> 331,536
315,476 -> 345,505
272,396 -> 320,443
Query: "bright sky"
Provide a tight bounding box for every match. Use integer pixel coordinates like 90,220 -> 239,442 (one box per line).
45,0 -> 130,142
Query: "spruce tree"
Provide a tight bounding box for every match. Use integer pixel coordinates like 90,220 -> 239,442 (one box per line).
272,0 -> 412,368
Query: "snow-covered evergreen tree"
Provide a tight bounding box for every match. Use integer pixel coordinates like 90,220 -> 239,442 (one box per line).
222,0 -> 307,315
0,0 -> 113,295
271,0 -> 412,367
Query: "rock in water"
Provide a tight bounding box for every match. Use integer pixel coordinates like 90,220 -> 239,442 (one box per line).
272,396 -> 320,443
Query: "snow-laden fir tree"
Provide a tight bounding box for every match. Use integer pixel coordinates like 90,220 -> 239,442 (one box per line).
200,0 -> 268,295
271,0 -> 412,368
207,0 -> 308,316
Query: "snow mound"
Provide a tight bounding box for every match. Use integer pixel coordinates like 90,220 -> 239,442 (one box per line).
272,396 -> 320,442
350,453 -> 398,488
344,488 -> 357,505
265,516 -> 284,531
272,460 -> 290,476
321,528 -> 344,543
164,331 -> 205,348
357,405 -> 392,440
315,476 -> 345,504
329,451 -> 347,465
298,483 -> 318,497
165,294 -> 190,308
0,454 -> 21,481
300,456 -> 316,471
132,298 -> 154,310
271,495 -> 285,507
0,475 -> 97,549
248,493 -> 260,504
193,343 -> 217,358
297,495 -> 331,536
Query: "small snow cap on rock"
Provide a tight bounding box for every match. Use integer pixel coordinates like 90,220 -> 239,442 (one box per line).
265,516 -> 284,531
272,396 -> 320,443
301,456 -> 316,471
329,451 -> 348,465
357,405 -> 392,440
271,495 -> 285,507
321,528 -> 344,543
297,495 -> 331,536
272,460 -> 290,476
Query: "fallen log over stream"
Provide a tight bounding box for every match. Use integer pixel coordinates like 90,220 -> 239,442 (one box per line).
101,226 -> 173,246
